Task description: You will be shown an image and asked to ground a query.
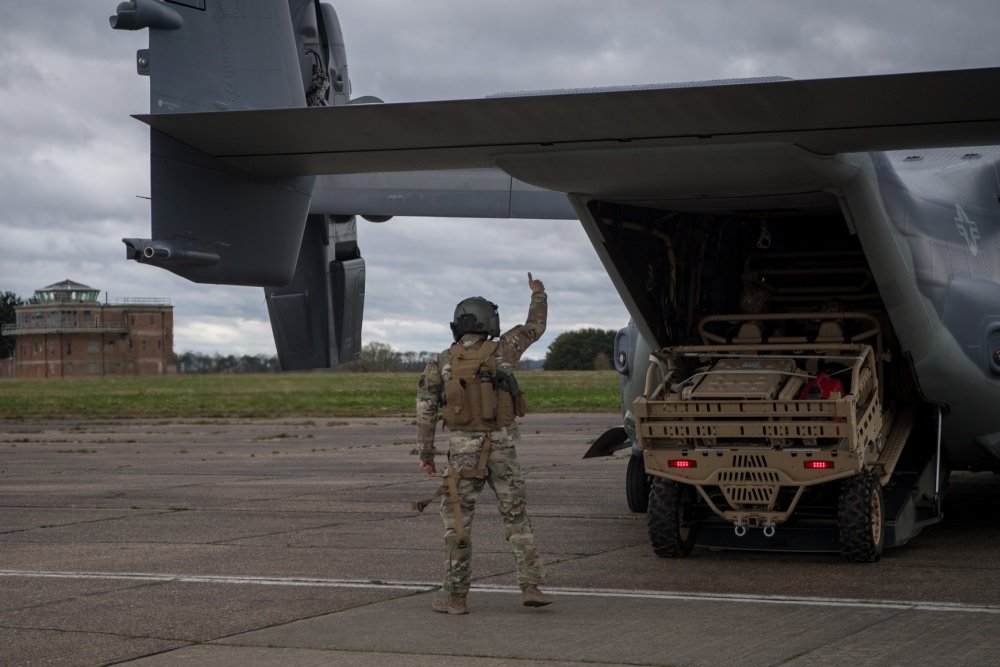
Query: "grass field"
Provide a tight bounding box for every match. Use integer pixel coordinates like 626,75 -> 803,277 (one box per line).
0,370 -> 621,420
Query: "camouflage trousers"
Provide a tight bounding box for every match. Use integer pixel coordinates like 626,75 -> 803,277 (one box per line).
439,430 -> 544,594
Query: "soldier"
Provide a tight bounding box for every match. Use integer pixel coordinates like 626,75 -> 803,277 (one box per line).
416,272 -> 553,614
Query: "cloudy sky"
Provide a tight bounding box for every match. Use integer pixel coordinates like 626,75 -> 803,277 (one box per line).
3,1 -> 1000,361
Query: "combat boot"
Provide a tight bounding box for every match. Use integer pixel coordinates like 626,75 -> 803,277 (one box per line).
431,592 -> 468,614
520,584 -> 554,607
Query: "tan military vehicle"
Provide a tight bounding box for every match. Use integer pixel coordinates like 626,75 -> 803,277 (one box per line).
633,311 -> 936,562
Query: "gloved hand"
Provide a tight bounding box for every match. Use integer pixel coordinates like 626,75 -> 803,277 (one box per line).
419,449 -> 437,475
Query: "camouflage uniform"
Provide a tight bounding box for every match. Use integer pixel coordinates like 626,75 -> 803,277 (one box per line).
417,290 -> 547,595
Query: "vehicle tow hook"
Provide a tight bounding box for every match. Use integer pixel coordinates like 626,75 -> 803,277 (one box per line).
763,523 -> 776,538
733,522 -> 747,538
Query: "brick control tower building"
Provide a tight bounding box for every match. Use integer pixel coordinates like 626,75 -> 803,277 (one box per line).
2,280 -> 175,378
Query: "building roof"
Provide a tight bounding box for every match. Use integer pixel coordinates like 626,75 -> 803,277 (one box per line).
34,279 -> 101,304
42,279 -> 96,291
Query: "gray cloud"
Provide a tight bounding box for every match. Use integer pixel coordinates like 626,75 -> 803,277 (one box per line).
2,0 -> 1000,360
336,0 -> 1000,104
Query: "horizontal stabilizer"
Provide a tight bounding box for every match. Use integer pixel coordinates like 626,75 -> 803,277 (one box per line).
131,130 -> 314,286
139,67 -> 1000,183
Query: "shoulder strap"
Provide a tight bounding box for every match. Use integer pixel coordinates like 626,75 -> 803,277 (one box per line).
451,339 -> 498,363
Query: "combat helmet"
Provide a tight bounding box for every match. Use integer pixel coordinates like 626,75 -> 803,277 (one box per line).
451,297 -> 500,340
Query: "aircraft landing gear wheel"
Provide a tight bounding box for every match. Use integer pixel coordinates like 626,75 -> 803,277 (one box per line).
838,470 -> 885,562
626,452 -> 651,513
648,476 -> 697,557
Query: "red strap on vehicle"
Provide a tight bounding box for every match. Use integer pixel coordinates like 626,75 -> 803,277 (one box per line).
798,372 -> 844,399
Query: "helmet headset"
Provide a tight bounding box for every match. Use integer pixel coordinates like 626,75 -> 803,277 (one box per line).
450,297 -> 500,341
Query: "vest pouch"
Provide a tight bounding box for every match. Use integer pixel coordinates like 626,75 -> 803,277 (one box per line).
465,375 -> 483,425
514,392 -> 527,418
479,380 -> 497,421
444,341 -> 504,430
444,377 -> 473,427
496,390 -> 515,426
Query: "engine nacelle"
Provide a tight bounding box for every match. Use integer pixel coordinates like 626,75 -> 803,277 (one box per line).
109,0 -> 182,31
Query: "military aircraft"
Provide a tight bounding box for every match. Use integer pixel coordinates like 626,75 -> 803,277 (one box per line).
110,1 -> 1000,557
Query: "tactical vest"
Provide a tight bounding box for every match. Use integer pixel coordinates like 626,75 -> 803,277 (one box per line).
441,341 -> 526,430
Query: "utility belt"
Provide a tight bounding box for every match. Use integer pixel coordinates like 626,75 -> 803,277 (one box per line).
411,433 -> 494,548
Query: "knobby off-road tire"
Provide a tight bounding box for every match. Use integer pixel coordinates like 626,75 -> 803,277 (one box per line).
648,476 -> 697,557
626,453 -> 651,513
838,470 -> 885,562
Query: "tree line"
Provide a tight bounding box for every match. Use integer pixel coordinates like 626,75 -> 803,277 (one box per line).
175,352 -> 281,374
175,329 -> 616,373
0,291 -> 24,359
1,289 -> 615,372
342,329 -> 616,372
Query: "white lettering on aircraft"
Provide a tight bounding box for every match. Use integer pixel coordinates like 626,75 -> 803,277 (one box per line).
955,204 -> 981,257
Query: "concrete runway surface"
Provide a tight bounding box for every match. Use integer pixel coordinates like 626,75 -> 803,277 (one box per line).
2,413 -> 1000,666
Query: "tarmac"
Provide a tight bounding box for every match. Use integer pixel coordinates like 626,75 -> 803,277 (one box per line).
2,413 -> 1000,666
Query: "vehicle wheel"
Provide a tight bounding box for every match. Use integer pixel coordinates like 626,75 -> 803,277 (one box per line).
838,470 -> 885,562
648,476 -> 697,557
626,453 -> 651,513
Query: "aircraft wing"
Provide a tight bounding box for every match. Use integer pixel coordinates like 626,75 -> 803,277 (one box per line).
140,66 -> 1000,193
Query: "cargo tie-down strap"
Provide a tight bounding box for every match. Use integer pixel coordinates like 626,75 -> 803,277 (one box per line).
411,433 -> 493,547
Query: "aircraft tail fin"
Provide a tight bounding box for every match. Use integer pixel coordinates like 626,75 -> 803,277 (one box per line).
111,0 -> 349,287
113,1 -> 364,366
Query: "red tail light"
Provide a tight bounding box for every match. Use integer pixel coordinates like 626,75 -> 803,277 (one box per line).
668,459 -> 697,468
803,460 -> 834,469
